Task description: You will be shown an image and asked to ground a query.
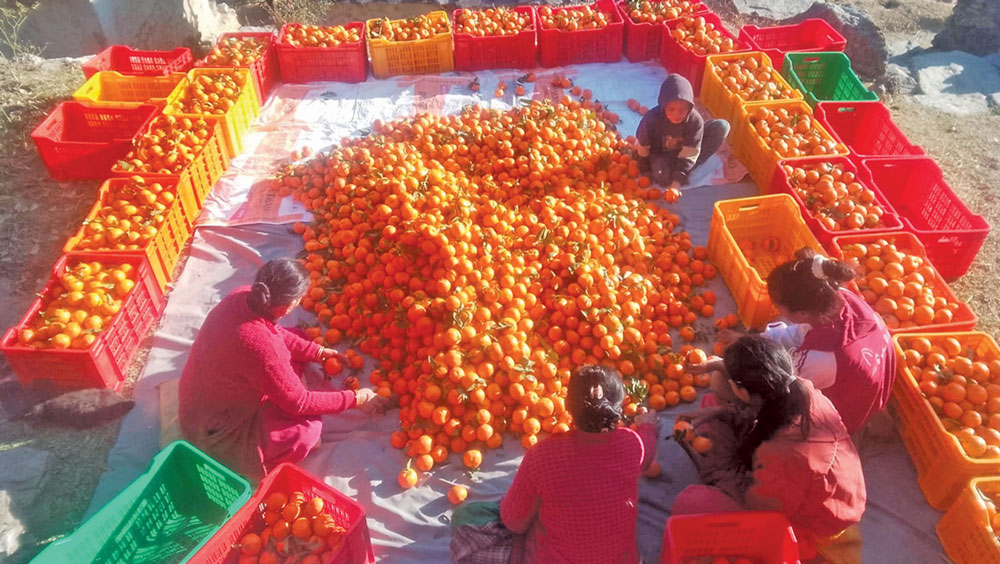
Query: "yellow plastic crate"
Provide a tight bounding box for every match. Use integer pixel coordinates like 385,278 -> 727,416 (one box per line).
163,68 -> 260,159
707,194 -> 825,329
938,477 -> 1000,564
62,176 -> 197,291
731,98 -> 848,191
73,71 -> 185,109
701,51 -> 801,126
892,332 -> 1000,510
367,11 -> 454,79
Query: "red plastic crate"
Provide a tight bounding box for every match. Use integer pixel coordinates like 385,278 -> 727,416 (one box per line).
0,252 -> 164,392
738,19 -> 846,69
617,0 -> 709,62
537,0 -> 624,68
770,156 -> 904,251
82,46 -> 194,79
31,102 -> 160,181
196,32 -> 280,105
660,12 -> 750,97
829,231 -> 978,335
661,511 -> 800,563
815,101 -> 924,160
188,464 -> 374,564
276,22 -> 368,84
452,7 -> 537,71
859,157 -> 990,279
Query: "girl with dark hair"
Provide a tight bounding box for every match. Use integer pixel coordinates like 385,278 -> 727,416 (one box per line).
179,258 -> 386,479
703,247 -> 895,434
451,365 -> 658,564
671,336 -> 866,564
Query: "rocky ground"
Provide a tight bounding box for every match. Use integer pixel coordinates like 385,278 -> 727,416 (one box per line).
0,0 -> 998,562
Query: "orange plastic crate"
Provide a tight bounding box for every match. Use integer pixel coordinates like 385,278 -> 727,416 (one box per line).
731,98 -> 848,191
701,51 -> 802,125
367,12 -> 454,79
892,332 -> 1000,510
938,477 -> 1000,564
163,68 -> 260,159
73,72 -> 185,109
62,177 -> 197,292
112,116 -> 230,211
707,194 -> 824,329
829,231 -> 977,335
0,253 -> 164,392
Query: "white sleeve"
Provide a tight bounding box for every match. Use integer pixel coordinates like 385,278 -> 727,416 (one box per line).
793,350 -> 837,390
762,322 -> 811,350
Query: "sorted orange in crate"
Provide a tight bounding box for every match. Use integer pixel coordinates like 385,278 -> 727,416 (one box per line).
701,51 -> 801,124
667,14 -> 740,55
277,22 -> 367,83
452,7 -> 536,71
283,23 -> 363,47
367,11 -> 453,79
892,332 -> 1000,509
0,253 -> 164,392
455,6 -> 533,36
831,232 -> 976,334
62,176 -> 197,291
707,194 -> 825,329
938,477 -> 1000,564
539,2 -> 615,30
73,71 -> 185,109
163,68 -> 260,158
537,0 -> 623,66
733,99 -> 848,189
112,114 -> 230,208
618,0 -> 707,62
196,32 -> 279,105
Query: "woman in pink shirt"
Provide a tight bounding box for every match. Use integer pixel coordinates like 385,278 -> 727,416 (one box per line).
673,336 -> 866,563
179,258 -> 385,479
451,364 -> 658,564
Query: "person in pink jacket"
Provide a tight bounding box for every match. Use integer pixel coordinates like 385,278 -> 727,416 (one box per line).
672,336 -> 866,564
179,258 -> 385,479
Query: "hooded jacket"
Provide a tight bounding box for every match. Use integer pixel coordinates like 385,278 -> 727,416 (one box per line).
635,74 -> 705,183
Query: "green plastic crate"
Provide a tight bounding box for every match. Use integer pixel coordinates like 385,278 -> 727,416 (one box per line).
30,441 -> 251,564
781,51 -> 878,108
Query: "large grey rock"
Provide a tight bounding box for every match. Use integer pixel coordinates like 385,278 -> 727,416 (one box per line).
911,50 -> 1000,115
878,63 -> 918,96
784,3 -> 887,81
727,0 -> 813,20
20,0 -> 239,58
0,491 -> 25,558
934,0 -> 1000,56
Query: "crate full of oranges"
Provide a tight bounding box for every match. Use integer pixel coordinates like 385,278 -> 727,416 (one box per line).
938,476 -> 1000,564
163,67 -> 260,159
892,332 -> 1000,510
452,7 -> 536,71
537,0 -> 623,67
197,32 -> 280,105
617,0 -> 707,62
366,12 -> 453,79
0,253 -> 165,392
660,13 -> 748,97
277,23 -> 367,84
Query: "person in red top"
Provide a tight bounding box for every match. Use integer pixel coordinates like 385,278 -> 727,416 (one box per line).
450,365 -> 658,564
179,258 -> 385,479
702,248 -> 895,435
671,336 -> 866,563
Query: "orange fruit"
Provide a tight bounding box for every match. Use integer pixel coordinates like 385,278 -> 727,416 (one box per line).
463,449 -> 483,469
691,436 -> 712,453
448,485 -> 469,505
239,533 -> 262,556
398,467 -> 418,489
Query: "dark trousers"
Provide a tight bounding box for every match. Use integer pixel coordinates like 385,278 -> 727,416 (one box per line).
644,119 -> 730,186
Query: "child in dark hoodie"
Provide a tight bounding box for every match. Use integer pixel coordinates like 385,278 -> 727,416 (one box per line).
635,74 -> 731,190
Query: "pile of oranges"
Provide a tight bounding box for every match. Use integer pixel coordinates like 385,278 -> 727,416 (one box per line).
273,98 -> 720,478
747,105 -> 846,158
202,36 -> 269,66
69,176 -> 178,251
281,24 -> 362,48
839,237 -> 965,330
783,161 -> 891,231
623,0 -> 705,24
669,16 -> 739,56
164,69 -> 251,115
115,115 -> 216,175
16,260 -> 137,350
539,5 -> 613,31
368,15 -> 450,42
455,7 -> 532,36
898,335 -> 1000,459
711,56 -> 798,102
234,490 -> 346,564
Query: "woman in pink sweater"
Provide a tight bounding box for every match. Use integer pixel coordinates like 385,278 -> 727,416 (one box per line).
489,364 -> 658,563
179,258 -> 384,479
